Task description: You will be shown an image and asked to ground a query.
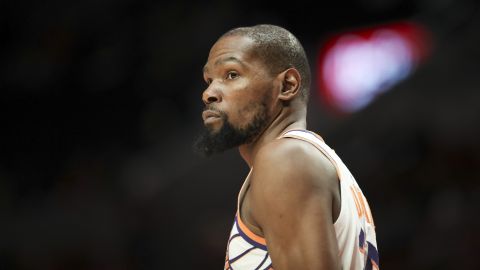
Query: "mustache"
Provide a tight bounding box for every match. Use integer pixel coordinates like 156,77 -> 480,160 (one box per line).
203,106 -> 227,117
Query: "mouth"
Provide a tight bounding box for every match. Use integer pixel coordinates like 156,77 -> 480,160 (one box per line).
202,110 -> 222,124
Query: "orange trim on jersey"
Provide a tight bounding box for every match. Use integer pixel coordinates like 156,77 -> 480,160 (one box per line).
350,186 -> 363,217
236,210 -> 267,246
356,189 -> 370,223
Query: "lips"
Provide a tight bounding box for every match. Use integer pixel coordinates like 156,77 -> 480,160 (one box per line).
202,110 -> 222,122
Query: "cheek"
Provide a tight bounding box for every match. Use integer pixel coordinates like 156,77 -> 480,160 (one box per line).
222,104 -> 246,125
225,81 -> 273,125
219,101 -> 252,128
235,101 -> 266,128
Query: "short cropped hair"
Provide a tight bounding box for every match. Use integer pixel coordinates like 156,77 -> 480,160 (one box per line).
221,24 -> 311,102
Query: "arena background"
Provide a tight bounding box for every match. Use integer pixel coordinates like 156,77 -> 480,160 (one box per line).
1,0 -> 479,269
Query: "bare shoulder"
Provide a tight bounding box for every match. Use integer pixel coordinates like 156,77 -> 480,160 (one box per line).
253,137 -> 337,184
248,136 -> 341,237
250,137 -> 338,200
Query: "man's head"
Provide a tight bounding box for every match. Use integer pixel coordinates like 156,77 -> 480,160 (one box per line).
221,24 -> 311,101
194,24 -> 311,156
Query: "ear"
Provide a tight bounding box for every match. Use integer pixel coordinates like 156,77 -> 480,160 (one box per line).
278,68 -> 301,101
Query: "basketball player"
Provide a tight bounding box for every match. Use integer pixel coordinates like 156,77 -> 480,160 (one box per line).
195,24 -> 379,270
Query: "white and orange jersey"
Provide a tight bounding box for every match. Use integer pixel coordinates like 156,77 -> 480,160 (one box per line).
224,129 -> 379,270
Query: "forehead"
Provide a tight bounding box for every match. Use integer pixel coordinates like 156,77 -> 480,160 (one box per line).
204,35 -> 256,70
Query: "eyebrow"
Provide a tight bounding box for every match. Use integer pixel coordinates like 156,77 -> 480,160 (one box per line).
203,56 -> 246,74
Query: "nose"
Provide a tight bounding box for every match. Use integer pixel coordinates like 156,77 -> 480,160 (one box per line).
202,84 -> 221,105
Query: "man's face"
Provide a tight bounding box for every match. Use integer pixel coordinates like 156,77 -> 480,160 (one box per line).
194,35 -> 279,156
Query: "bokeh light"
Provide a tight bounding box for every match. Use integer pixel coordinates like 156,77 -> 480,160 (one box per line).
317,21 -> 432,114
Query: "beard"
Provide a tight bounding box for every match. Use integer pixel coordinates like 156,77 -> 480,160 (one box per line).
193,102 -> 269,157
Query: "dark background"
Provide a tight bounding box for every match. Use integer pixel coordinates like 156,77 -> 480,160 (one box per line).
1,0 -> 479,269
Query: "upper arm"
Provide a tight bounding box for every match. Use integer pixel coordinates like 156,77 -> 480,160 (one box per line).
250,140 -> 341,270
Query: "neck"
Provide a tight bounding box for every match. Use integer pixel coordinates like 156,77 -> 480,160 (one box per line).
238,105 -> 307,167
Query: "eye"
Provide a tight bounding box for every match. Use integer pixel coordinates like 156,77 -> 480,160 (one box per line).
205,78 -> 212,85
226,71 -> 239,80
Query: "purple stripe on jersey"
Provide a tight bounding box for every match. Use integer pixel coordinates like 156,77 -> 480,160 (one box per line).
367,241 -> 380,266
229,233 -> 241,242
254,253 -> 270,270
234,217 -> 268,251
262,263 -> 272,270
359,229 -> 366,248
229,246 -> 256,264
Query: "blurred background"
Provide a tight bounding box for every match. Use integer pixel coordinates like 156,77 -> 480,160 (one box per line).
1,0 -> 479,269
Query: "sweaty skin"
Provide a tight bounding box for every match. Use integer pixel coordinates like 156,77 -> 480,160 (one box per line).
203,35 -> 342,270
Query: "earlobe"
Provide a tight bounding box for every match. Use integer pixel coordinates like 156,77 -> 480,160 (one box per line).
278,68 -> 301,101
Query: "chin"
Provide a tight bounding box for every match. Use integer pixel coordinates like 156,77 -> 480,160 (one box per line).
205,123 -> 224,135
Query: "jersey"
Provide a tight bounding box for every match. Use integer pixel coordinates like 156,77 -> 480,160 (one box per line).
224,129 -> 379,270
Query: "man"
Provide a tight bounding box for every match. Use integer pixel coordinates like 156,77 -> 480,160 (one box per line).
195,24 -> 379,270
